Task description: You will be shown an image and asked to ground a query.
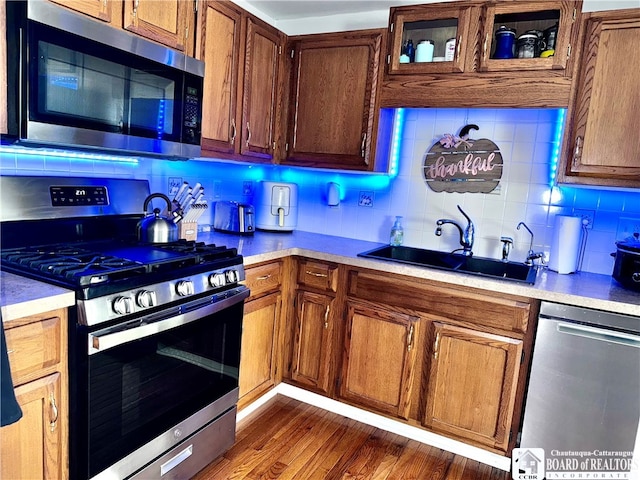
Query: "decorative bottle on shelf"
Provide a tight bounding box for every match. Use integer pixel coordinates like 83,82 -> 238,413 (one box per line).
405,39 -> 415,63
390,216 -> 404,246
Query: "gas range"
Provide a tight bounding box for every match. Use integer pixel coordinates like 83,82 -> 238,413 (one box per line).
1,239 -> 245,325
1,175 -> 249,480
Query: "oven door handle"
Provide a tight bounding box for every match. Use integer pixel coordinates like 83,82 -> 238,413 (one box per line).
88,287 -> 250,354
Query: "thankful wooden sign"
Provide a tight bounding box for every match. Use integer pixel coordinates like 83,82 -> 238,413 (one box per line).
422,125 -> 503,194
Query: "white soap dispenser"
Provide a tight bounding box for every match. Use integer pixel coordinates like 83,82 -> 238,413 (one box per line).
390,216 -> 404,246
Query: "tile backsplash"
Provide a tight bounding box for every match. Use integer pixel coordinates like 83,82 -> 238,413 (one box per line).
2,107 -> 639,276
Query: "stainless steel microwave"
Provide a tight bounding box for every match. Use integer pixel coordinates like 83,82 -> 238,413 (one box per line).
4,1 -> 204,159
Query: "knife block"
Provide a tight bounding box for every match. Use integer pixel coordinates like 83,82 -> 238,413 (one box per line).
178,222 -> 198,241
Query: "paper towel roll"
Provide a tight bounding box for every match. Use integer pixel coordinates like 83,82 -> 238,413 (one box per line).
548,215 -> 583,274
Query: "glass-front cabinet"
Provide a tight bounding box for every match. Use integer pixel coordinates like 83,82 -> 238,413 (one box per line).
387,4 -> 474,74
387,1 -> 581,77
479,1 -> 580,73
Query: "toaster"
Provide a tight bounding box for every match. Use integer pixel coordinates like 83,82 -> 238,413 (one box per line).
213,201 -> 255,235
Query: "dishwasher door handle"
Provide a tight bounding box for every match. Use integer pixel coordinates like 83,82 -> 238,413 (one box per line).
557,322 -> 640,348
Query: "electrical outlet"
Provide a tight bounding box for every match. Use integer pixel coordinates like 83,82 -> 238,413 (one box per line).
168,177 -> 182,197
573,209 -> 595,229
243,181 -> 254,196
616,217 -> 640,241
358,191 -> 374,207
212,181 -> 222,199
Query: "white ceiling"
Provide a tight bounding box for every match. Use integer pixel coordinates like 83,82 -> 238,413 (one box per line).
241,0 -> 431,21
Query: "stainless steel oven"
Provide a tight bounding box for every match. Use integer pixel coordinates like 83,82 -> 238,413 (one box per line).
73,284 -> 249,480
0,176 -> 248,480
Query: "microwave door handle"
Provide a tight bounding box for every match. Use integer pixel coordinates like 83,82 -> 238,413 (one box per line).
88,287 -> 249,354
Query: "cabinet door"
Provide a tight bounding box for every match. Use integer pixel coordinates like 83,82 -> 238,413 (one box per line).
198,1 -> 242,156
387,4 -> 473,75
291,290 -> 334,394
339,300 -> 419,419
0,373 -> 64,480
479,1 -> 580,74
238,292 -> 282,409
284,30 -> 383,170
47,0 -> 113,22
123,0 -> 191,52
424,322 -> 522,451
558,9 -> 640,188
240,18 -> 281,160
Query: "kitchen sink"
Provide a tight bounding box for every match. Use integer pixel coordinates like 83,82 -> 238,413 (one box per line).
358,245 -> 537,284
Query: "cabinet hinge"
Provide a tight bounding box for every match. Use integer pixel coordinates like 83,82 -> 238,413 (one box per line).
285,142 -> 289,152
194,0 -> 198,13
290,48 -> 295,59
390,22 -> 394,33
387,54 -> 391,65
185,26 -> 189,39
272,141 -> 276,150
521,350 -> 525,364
567,44 -> 571,59
278,45 -> 282,55
509,430 -> 513,443
572,7 -> 577,22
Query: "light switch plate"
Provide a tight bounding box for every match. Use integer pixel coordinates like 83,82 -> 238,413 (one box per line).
572,209 -> 595,229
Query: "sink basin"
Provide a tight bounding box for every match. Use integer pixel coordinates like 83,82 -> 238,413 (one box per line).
358,245 -> 537,284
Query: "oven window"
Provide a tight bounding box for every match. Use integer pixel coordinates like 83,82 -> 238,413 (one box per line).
87,302 -> 242,478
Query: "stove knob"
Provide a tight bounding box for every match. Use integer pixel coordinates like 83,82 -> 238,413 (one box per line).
209,272 -> 226,288
176,280 -> 195,296
225,269 -> 239,283
136,290 -> 157,308
112,296 -> 133,315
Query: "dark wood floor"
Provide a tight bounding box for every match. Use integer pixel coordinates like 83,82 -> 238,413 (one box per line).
192,395 -> 512,480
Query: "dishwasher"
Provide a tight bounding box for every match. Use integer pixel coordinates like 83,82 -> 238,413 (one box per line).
520,301 -> 640,459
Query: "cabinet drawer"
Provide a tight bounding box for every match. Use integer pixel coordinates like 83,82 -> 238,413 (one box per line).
297,260 -> 339,292
5,316 -> 62,385
245,262 -> 282,298
348,270 -> 531,333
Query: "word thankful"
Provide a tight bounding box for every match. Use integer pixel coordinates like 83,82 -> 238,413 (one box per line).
425,152 -> 499,180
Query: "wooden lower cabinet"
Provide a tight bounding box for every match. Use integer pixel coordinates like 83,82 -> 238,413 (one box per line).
238,292 -> 282,409
338,299 -> 419,419
423,322 -> 523,451
0,373 -> 64,480
1,308 -> 68,480
290,290 -> 335,394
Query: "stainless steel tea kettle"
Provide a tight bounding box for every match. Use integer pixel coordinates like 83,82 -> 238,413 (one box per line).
137,193 -> 178,243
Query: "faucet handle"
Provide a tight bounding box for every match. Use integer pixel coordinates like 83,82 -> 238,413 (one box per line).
500,236 -> 513,262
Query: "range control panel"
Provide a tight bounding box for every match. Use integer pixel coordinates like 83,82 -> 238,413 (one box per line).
50,185 -> 109,206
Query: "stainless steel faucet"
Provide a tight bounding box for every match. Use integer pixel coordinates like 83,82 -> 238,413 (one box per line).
435,205 -> 475,256
500,236 -> 513,262
517,221 -> 545,266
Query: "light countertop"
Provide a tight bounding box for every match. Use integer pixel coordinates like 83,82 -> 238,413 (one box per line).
1,230 -> 639,320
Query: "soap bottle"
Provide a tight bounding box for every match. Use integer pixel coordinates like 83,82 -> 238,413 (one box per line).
390,216 -> 404,246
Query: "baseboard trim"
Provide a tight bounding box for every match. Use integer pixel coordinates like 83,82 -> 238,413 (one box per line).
237,383 -> 511,472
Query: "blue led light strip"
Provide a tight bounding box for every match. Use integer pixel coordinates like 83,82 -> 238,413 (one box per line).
0,145 -> 140,164
549,108 -> 566,187
389,108 -> 405,177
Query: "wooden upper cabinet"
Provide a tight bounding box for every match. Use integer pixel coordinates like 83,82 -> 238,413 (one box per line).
387,4 -> 474,75
339,299 -> 419,419
123,0 -> 192,52
198,1 -> 242,156
283,30 -> 384,171
198,2 -> 282,161
423,322 -> 523,452
240,18 -> 282,160
558,8 -> 640,188
479,1 -> 580,74
47,0 -> 114,23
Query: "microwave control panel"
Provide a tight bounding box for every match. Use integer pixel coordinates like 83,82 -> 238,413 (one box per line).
182,83 -> 202,145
